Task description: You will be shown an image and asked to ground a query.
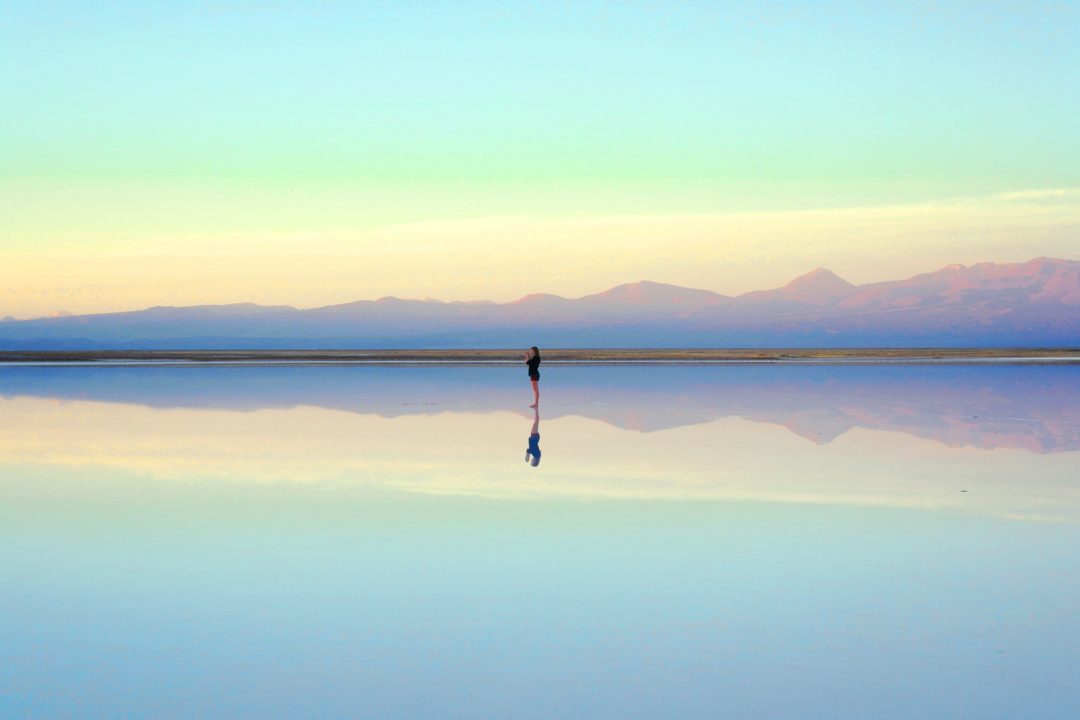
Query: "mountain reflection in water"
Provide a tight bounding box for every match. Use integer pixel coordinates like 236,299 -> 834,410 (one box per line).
2,364 -> 1077,453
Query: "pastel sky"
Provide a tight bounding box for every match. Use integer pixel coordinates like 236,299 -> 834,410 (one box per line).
2,1 -> 1079,317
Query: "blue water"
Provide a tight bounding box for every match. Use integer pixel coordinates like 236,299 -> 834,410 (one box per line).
1,365 -> 1079,718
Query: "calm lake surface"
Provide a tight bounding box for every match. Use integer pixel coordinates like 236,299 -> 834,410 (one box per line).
2,364 -> 1079,719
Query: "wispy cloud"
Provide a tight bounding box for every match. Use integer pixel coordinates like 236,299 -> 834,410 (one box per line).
992,188 -> 1080,201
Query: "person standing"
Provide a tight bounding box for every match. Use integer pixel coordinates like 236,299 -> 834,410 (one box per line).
524,346 -> 541,407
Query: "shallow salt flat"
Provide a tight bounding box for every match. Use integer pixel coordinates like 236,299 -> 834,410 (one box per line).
2,364 -> 1079,719
3,355 -> 1080,367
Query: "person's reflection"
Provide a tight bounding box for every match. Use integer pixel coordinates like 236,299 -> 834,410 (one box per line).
526,406 -> 541,467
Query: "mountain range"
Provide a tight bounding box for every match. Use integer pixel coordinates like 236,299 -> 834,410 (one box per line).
2,257 -> 1078,348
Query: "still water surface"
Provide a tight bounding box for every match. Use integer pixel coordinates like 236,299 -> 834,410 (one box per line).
2,365 -> 1079,718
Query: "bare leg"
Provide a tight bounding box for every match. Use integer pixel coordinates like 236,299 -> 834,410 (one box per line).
530,379 -> 539,407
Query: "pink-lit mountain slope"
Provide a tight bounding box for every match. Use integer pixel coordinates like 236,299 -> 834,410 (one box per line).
834,257 -> 1080,310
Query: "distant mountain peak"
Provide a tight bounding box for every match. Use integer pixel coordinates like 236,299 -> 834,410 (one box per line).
748,267 -> 857,305
785,267 -> 854,290
594,280 -> 675,295
511,292 -> 569,305
1020,256 -> 1075,272
585,280 -> 727,305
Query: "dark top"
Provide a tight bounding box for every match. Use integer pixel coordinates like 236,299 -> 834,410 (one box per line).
527,354 -> 541,378
528,433 -> 541,459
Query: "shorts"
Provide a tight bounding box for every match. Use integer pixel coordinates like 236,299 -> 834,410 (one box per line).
529,372 -> 540,381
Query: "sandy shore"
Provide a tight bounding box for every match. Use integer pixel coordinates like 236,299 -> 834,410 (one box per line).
1,348 -> 1079,364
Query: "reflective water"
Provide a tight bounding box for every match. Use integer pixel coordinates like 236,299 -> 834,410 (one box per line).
2,365 -> 1079,718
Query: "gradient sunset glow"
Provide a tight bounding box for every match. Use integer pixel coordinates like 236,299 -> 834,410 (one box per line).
3,2 -> 1078,318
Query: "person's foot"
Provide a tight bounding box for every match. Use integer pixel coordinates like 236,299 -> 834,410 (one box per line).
529,403 -> 538,408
